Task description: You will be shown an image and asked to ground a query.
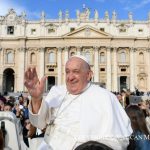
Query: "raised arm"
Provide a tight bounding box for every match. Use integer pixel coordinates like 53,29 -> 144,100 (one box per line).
24,67 -> 46,114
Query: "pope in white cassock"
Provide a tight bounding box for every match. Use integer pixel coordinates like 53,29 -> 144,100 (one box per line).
24,55 -> 132,150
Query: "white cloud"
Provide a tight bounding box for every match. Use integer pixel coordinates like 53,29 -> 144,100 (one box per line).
124,0 -> 150,11
132,0 -> 150,9
0,0 -> 41,19
0,0 -> 25,16
27,11 -> 41,20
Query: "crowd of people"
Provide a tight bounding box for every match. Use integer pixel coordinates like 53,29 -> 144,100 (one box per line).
0,55 -> 150,150
0,93 -> 45,149
0,90 -> 150,149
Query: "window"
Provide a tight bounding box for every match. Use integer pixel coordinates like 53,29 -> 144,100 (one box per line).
70,28 -> 75,32
120,52 -> 126,63
47,24 -> 56,33
119,28 -> 126,33
121,68 -> 126,72
139,78 -> 144,87
31,29 -> 36,35
100,68 -> 105,71
6,52 -> 14,63
48,68 -> 54,72
70,51 -> 75,56
30,52 -> 36,64
138,29 -> 143,32
48,52 -> 56,63
7,26 -> 14,35
99,52 -> 105,63
85,51 -> 91,64
139,52 -> 144,64
48,28 -> 55,33
100,28 -> 105,32
81,49 -> 92,64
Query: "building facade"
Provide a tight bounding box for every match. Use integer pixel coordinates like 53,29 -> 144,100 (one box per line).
0,8 -> 150,94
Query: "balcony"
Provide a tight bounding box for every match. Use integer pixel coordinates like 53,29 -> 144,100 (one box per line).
46,62 -> 57,68
118,62 -> 129,68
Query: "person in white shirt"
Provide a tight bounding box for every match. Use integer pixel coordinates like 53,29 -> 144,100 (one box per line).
24,55 -> 132,150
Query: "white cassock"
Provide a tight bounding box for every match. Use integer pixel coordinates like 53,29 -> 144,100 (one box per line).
29,83 -> 132,150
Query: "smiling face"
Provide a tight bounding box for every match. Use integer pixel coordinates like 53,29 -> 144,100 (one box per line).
65,57 -> 92,95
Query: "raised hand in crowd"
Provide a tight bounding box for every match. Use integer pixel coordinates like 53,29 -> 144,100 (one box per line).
24,67 -> 46,113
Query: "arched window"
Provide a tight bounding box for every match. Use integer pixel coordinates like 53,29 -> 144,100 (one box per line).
139,78 -> 144,87
99,52 -> 105,63
85,51 -> 91,64
7,52 -> 14,63
120,52 -> 126,63
49,52 -> 55,63
70,51 -> 75,56
30,52 -> 36,64
139,52 -> 144,64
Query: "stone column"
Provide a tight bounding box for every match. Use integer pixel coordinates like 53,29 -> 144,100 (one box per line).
38,48 -> 45,79
0,74 -> 2,93
63,47 -> 69,82
13,50 -> 17,92
0,47 -> 3,66
113,47 -> 118,92
133,48 -> 137,88
147,49 -> 150,91
0,48 -> 3,93
106,47 -> 112,91
64,47 -> 69,64
57,47 -> 62,85
130,47 -> 135,92
94,46 -> 99,82
17,47 -> 25,92
118,76 -> 120,92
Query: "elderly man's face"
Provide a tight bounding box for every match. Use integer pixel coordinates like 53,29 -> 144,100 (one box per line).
65,57 -> 92,95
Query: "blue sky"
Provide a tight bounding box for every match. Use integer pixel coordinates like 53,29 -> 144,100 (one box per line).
0,0 -> 150,20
